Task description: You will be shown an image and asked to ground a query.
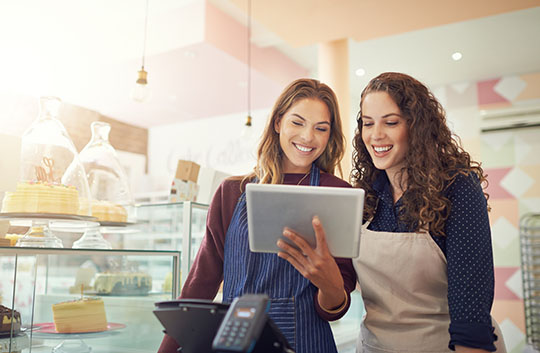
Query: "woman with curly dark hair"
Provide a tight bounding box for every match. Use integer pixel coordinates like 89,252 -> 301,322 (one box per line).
351,72 -> 505,352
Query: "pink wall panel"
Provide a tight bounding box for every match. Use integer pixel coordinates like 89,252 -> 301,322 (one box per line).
477,78 -> 511,106
493,267 -> 521,301
485,167 -> 517,200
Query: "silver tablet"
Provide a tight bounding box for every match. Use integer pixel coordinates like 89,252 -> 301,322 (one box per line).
246,184 -> 364,258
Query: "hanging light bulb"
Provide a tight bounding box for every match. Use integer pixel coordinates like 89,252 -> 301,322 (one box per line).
131,67 -> 149,102
131,0 -> 150,103
241,115 -> 253,138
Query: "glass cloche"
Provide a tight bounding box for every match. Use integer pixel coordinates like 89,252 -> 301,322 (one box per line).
78,121 -> 134,224
1,96 -> 93,248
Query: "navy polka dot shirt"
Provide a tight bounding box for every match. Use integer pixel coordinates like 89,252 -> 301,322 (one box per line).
368,172 -> 496,351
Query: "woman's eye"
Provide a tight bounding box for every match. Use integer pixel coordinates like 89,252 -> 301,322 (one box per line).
316,127 -> 328,132
386,121 -> 398,126
292,121 -> 303,126
362,121 -> 373,127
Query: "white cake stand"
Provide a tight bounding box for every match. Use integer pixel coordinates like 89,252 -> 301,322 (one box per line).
72,223 -> 112,250
0,213 -> 97,248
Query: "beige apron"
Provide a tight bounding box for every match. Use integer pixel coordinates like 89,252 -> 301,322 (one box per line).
353,223 -> 506,353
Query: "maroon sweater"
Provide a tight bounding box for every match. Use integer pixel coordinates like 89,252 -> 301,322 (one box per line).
158,172 -> 357,353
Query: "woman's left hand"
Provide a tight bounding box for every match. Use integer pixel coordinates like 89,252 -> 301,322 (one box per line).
277,216 -> 346,310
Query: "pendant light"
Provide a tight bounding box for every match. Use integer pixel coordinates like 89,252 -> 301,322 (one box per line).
131,0 -> 150,102
241,0 -> 253,137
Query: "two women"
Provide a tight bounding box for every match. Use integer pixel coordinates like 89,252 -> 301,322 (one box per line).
160,72 -> 503,353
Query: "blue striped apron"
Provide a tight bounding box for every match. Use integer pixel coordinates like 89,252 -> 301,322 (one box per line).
223,164 -> 338,353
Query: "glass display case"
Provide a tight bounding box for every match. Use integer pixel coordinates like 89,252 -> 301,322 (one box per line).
0,247 -> 180,353
127,201 -> 209,287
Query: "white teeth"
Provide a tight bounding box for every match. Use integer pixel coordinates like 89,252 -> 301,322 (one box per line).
295,144 -> 313,152
374,146 -> 391,153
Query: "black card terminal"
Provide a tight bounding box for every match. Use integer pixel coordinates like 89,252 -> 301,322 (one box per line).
212,294 -> 270,352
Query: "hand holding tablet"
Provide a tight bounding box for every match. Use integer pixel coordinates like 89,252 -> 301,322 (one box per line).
245,184 -> 364,258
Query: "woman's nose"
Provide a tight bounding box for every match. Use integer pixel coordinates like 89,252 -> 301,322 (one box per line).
372,123 -> 385,139
300,127 -> 314,141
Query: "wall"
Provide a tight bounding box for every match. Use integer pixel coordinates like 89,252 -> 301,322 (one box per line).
147,107 -> 270,193
434,71 -> 540,353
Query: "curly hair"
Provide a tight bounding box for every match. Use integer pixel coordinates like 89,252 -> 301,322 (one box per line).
351,72 -> 488,236
242,78 -> 345,186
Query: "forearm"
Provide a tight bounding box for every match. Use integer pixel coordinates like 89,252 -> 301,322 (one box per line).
315,257 -> 355,320
317,287 -> 346,310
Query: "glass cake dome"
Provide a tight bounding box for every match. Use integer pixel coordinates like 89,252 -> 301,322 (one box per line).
73,122 -> 135,250
78,121 -> 134,222
7,96 -> 93,248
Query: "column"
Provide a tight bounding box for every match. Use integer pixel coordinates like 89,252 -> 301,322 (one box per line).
318,39 -> 352,181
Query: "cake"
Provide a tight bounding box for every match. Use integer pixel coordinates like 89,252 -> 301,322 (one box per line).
91,200 -> 127,222
52,298 -> 107,333
1,181 -> 80,215
0,305 -> 21,334
4,234 -> 24,246
94,272 -> 152,296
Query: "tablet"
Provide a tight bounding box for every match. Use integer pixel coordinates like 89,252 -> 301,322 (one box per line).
246,184 -> 364,258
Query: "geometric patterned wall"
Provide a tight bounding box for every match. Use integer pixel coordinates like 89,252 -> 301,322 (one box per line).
435,71 -> 540,353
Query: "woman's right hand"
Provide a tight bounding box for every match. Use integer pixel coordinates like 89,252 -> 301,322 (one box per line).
277,216 -> 346,310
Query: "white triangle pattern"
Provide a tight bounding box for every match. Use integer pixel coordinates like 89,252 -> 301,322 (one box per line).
500,167 -> 534,198
492,217 -> 518,249
450,82 -> 470,94
505,268 -> 523,299
494,76 -> 527,102
499,318 -> 525,352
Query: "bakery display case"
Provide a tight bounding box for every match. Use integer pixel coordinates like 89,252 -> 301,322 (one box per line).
126,201 -> 209,287
0,247 -> 180,353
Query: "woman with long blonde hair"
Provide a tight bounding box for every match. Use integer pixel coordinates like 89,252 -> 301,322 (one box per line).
158,78 -> 356,353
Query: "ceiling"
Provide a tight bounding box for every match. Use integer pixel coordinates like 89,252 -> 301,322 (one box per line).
1,0 -> 540,128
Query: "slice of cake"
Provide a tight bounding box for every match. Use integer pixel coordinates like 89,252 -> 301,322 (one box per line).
4,233 -> 24,246
0,305 -> 21,334
52,297 -> 107,333
91,200 -> 127,222
94,272 -> 152,296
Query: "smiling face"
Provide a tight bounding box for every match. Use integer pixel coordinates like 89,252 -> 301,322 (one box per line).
360,91 -> 409,179
275,98 -> 331,173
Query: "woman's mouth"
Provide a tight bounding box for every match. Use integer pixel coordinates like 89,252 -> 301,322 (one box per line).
373,145 -> 392,155
294,143 -> 314,153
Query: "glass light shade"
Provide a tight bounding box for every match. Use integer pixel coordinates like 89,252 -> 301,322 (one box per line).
79,121 -> 134,223
131,68 -> 150,102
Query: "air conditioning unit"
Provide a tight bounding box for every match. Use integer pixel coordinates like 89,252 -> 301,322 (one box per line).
480,105 -> 540,132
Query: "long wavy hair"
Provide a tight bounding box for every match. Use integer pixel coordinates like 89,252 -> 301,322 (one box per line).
243,78 -> 345,185
351,72 -> 489,236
